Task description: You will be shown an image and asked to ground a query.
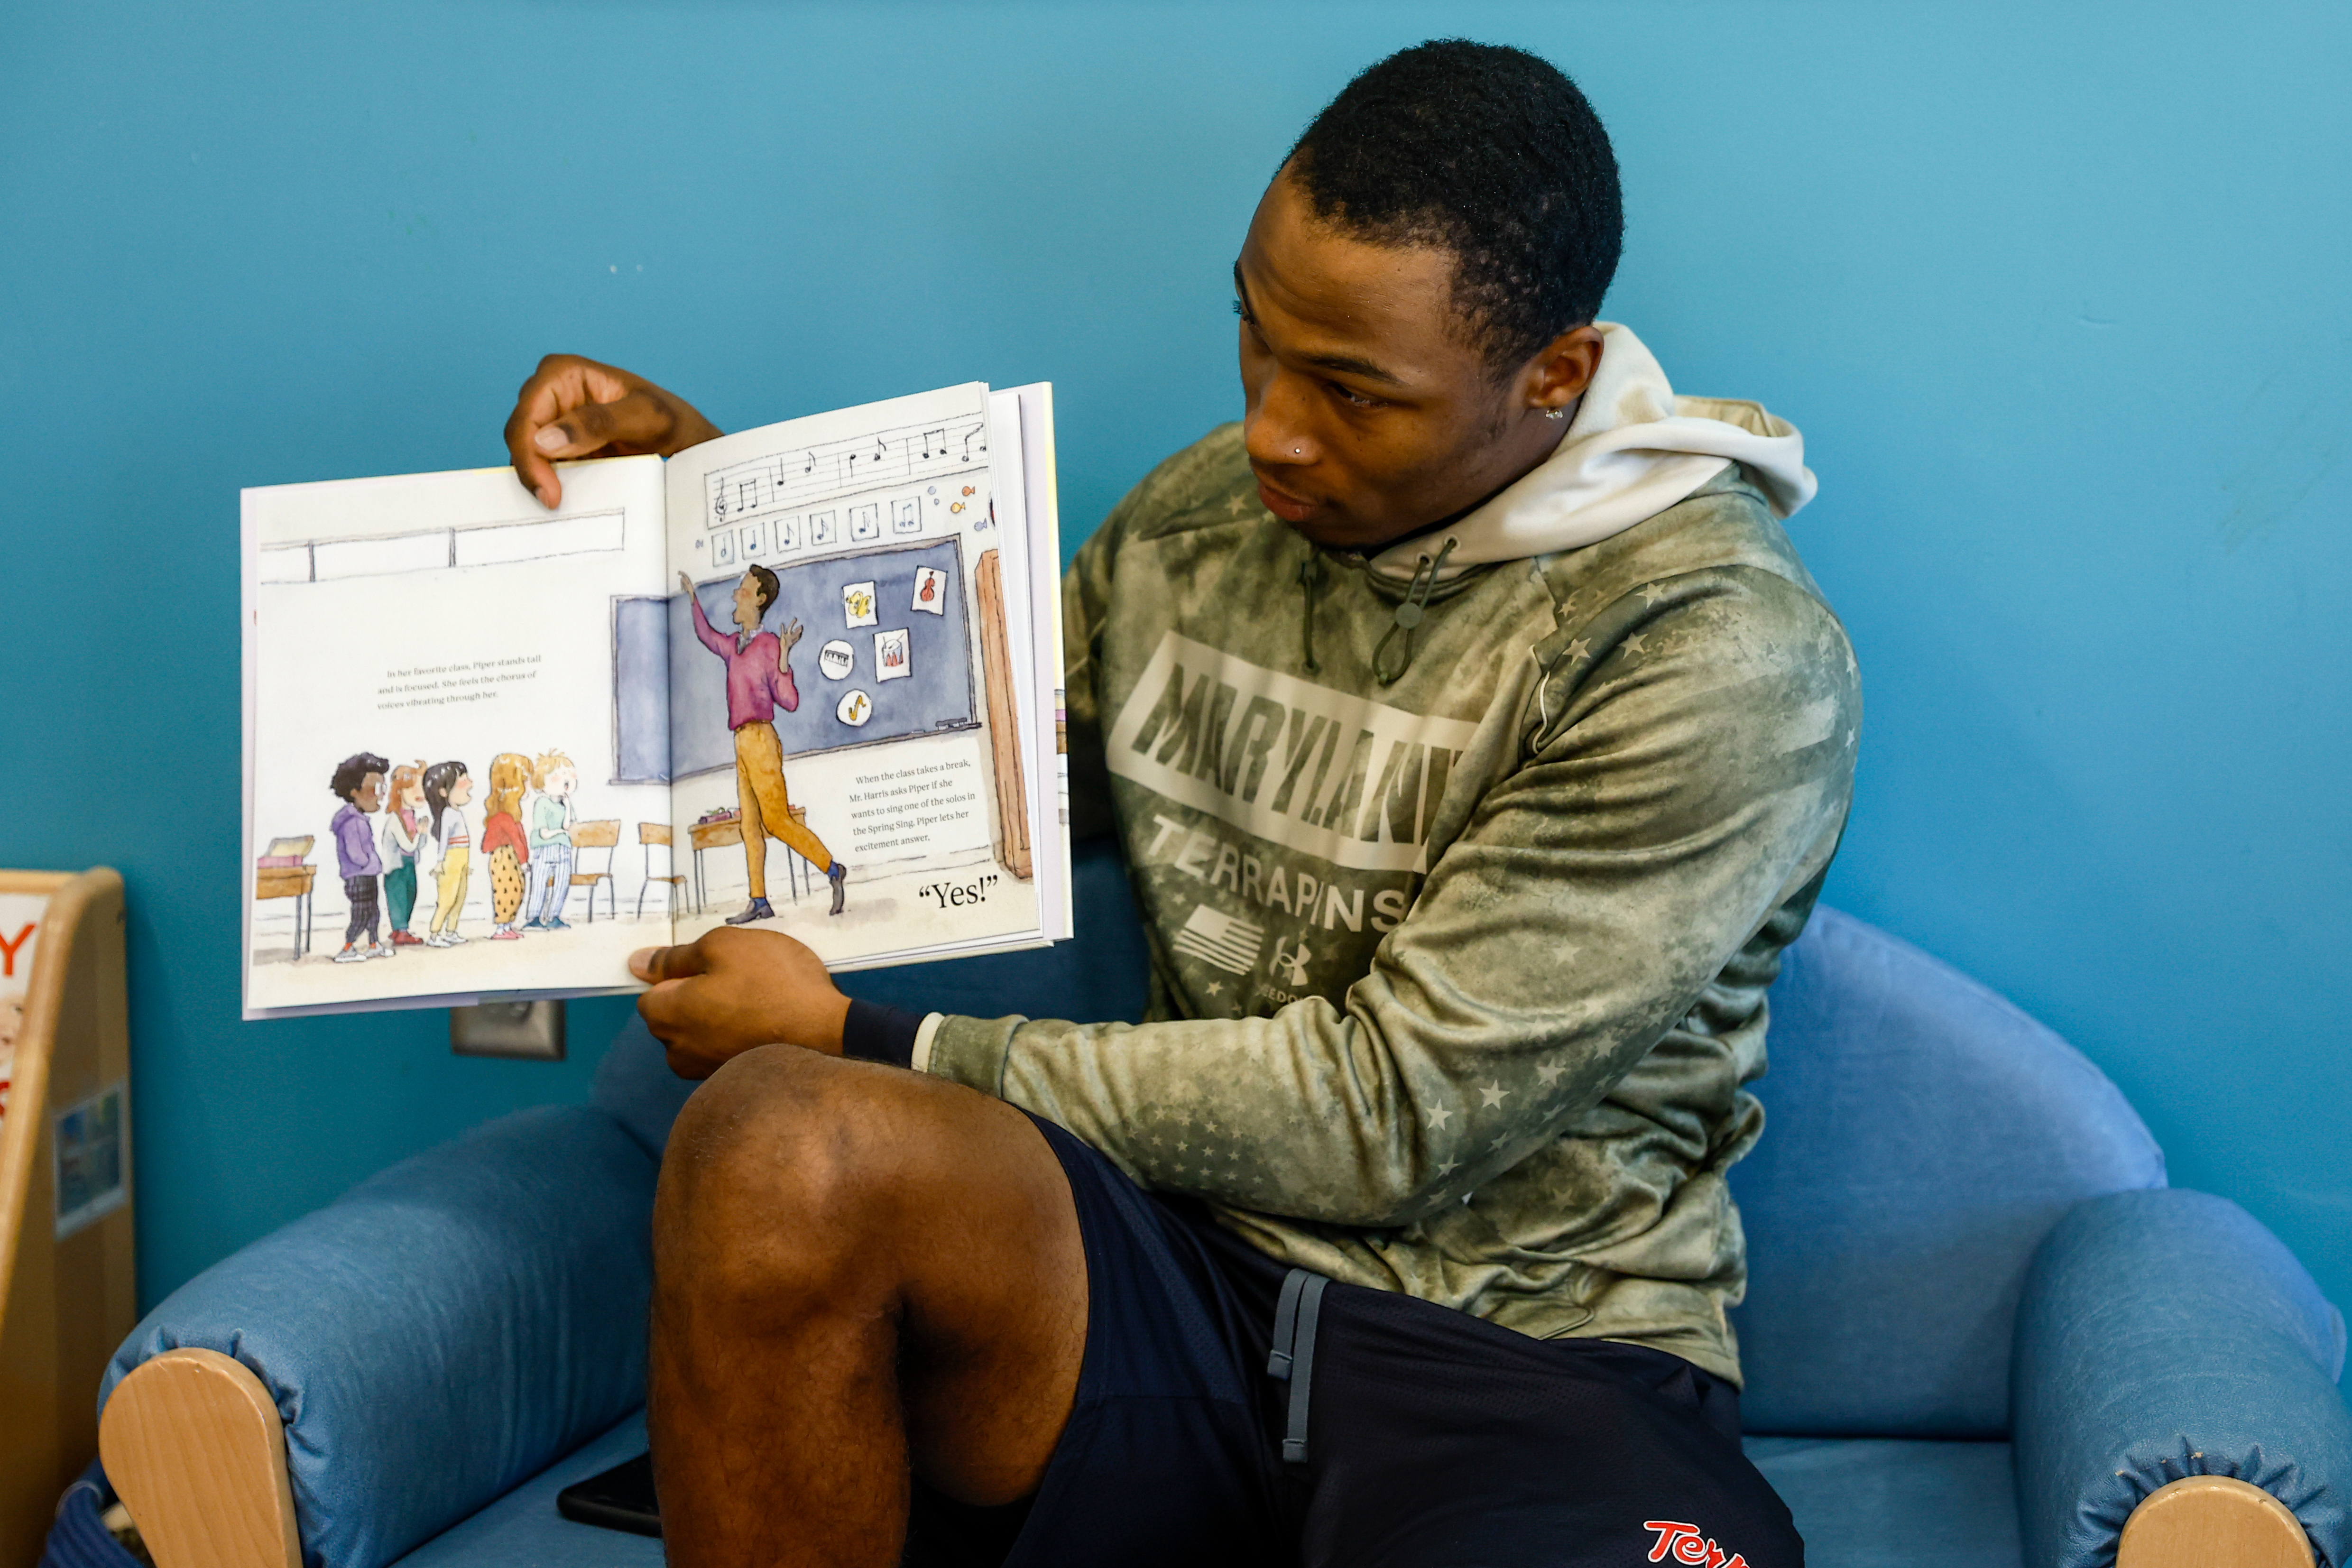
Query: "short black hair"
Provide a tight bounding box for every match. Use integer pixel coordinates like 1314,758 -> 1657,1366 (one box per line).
1284,40 -> 1623,373
746,563 -> 780,617
330,752 -> 389,802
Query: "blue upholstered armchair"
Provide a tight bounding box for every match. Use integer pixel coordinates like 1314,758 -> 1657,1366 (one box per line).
93,845 -> 2352,1568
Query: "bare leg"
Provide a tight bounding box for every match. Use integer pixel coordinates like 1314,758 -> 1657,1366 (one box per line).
650,1048 -> 1088,1568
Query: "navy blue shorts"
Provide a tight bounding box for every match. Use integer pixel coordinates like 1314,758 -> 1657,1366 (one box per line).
904,1113 -> 1803,1568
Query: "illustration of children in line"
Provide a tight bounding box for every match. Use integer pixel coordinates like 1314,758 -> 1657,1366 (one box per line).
328,751 -> 393,964
378,760 -> 428,948
482,752 -> 532,940
523,749 -> 579,932
420,760 -> 474,946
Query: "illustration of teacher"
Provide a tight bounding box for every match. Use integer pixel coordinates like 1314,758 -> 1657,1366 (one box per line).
683,566 -> 850,921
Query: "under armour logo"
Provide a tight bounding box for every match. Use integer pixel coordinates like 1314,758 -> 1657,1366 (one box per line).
1643,1521 -> 1748,1568
1272,934 -> 1314,987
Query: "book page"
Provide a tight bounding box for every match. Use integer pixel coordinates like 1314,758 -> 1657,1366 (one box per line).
1010,383 -> 1072,939
242,459 -> 670,1017
661,385 -> 1049,969
986,386 -> 1071,942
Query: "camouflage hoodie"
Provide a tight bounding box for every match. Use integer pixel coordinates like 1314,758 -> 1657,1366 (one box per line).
921,323 -> 1860,1383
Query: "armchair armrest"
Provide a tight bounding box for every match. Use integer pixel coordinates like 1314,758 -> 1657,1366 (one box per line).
98,1105 -> 658,1568
2012,1188 -> 2352,1568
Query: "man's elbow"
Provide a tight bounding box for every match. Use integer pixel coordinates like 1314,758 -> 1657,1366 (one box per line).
1318,1159 -> 1469,1229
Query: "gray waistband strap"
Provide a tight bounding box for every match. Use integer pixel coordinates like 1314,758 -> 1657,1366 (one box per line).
1265,1268 -> 1329,1465
1267,1268 -> 1309,1380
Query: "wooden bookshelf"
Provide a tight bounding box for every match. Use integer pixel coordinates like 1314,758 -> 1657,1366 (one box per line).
0,868 -> 134,1567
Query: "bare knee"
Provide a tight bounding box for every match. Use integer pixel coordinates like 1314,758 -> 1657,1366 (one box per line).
654,1046 -> 916,1314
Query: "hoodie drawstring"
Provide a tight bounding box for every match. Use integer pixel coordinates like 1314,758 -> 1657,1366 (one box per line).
1297,552 -> 1325,673
1371,537 -> 1457,686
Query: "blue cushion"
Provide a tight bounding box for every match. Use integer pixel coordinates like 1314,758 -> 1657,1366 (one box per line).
1743,1436 -> 2020,1568
101,1107 -> 658,1568
2013,1188 -> 2352,1568
590,1017 -> 698,1162
1731,907 -> 2166,1438
390,1411 -> 660,1568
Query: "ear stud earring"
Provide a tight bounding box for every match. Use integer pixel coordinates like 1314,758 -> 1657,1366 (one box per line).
1543,407 -> 1568,421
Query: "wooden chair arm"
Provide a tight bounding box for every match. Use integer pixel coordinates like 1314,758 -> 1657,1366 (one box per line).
2117,1474 -> 2313,1568
99,1348 -> 301,1568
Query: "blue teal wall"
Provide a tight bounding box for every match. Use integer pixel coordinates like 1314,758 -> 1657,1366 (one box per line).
3,3 -> 2345,1337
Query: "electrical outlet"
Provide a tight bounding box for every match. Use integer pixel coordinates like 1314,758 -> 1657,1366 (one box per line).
450,999 -> 566,1060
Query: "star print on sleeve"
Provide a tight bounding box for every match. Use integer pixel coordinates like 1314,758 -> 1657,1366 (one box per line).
1621,633 -> 1649,658
1424,1103 -> 1454,1129
1534,1058 -> 1566,1088
1478,1082 -> 1512,1108
1638,580 -> 1671,606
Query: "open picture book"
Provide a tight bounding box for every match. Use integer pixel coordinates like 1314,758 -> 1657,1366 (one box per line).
241,383 -> 1069,1019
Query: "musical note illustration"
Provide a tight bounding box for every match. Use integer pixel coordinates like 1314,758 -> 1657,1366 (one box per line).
703,406 -> 995,535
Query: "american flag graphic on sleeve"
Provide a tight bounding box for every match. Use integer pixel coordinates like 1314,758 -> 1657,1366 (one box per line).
1171,904 -> 1266,975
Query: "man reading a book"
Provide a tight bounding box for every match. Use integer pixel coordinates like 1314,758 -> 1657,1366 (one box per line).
510,40 -> 1854,1568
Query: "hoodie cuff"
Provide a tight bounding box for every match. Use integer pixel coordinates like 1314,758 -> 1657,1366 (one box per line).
919,1014 -> 1027,1097
840,1000 -> 926,1069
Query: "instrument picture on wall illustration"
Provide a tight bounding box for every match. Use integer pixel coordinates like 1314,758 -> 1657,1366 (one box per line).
842,581 -> 877,627
818,640 -> 855,680
837,690 -> 873,727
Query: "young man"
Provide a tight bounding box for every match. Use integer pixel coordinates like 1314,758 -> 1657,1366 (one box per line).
509,42 -> 1854,1568
680,565 -> 851,920
327,752 -> 392,964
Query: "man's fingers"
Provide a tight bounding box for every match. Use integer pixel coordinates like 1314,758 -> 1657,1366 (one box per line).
506,359 -> 589,507
504,355 -> 647,509
636,977 -> 691,1038
510,441 -> 562,511
535,388 -> 674,460
629,941 -> 713,983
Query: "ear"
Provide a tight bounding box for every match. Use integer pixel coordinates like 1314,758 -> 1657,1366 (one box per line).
1522,324 -> 1606,417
